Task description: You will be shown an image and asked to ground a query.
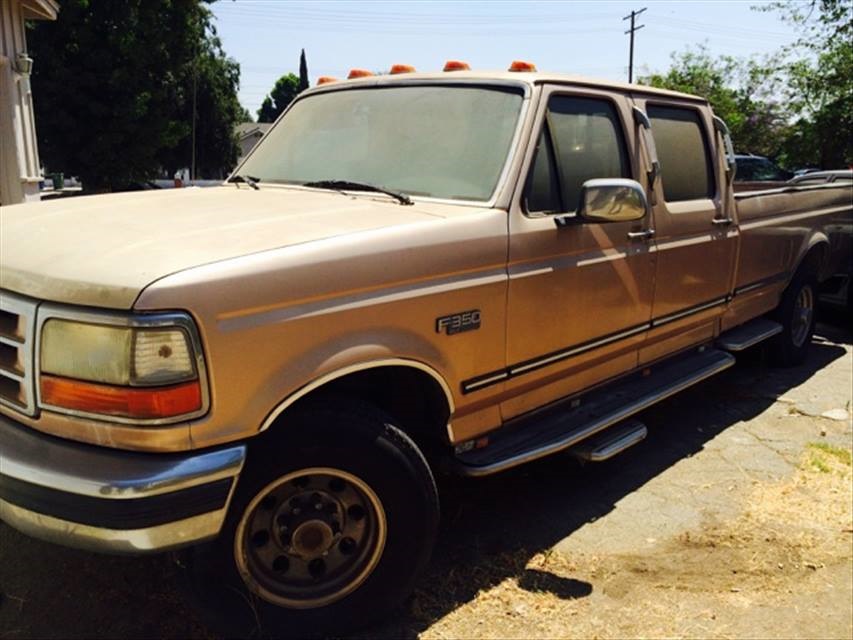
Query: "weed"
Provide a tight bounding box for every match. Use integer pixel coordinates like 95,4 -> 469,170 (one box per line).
807,442 -> 852,467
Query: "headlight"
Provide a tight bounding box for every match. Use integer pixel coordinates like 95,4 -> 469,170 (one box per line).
38,314 -> 207,423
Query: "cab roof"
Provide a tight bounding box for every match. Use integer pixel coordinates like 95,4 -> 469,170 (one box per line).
305,70 -> 707,104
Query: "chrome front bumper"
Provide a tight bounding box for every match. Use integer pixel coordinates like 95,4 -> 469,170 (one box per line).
0,413 -> 245,554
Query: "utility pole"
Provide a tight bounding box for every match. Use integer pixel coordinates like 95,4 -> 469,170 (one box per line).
191,61 -> 197,183
623,7 -> 647,84
191,16 -> 200,183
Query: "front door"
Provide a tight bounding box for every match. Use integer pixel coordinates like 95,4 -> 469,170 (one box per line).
499,86 -> 657,420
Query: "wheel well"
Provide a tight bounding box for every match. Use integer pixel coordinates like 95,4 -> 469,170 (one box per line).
798,241 -> 829,281
282,365 -> 452,455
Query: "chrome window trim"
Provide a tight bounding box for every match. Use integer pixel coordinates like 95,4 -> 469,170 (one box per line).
34,303 -> 211,426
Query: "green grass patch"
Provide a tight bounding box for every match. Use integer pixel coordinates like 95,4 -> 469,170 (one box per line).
807,442 -> 853,466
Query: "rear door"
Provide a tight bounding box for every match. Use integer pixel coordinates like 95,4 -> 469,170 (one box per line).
632,98 -> 738,363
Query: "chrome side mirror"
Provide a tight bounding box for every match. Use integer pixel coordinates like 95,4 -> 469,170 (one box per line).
577,178 -> 648,223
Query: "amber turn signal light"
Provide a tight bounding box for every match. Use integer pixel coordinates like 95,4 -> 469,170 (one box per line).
508,60 -> 537,72
389,64 -> 416,74
41,375 -> 202,420
347,69 -> 374,79
443,60 -> 471,72
317,76 -> 338,85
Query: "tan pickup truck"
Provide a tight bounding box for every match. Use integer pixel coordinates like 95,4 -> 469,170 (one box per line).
1,65 -> 850,635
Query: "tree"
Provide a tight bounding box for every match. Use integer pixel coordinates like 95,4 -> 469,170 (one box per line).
298,49 -> 309,93
761,0 -> 853,167
157,22 -> 246,179
642,1 -> 852,169
257,73 -> 301,123
640,47 -> 789,158
28,0 -> 246,190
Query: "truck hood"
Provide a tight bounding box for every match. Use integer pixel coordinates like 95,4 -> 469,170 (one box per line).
0,186 -> 467,309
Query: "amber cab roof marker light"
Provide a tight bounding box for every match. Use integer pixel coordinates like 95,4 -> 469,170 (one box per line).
443,60 -> 471,72
508,60 -> 537,72
317,76 -> 338,85
389,64 -> 416,74
347,69 -> 374,79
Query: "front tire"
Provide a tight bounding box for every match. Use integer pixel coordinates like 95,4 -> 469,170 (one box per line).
182,399 -> 439,637
770,268 -> 817,366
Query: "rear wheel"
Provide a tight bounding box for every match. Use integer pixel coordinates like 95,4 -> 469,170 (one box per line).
770,268 -> 817,366
182,399 -> 439,637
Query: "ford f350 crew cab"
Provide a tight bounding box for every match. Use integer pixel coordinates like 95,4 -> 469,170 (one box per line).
1,63 -> 850,635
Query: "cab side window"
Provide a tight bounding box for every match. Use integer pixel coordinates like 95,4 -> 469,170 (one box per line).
647,105 -> 715,202
525,96 -> 630,215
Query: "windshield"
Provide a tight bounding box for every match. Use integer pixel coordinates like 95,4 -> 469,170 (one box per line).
238,85 -> 524,202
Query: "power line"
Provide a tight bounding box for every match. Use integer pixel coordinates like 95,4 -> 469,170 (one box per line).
623,7 -> 647,84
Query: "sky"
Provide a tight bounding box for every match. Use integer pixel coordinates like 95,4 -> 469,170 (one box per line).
209,0 -> 806,118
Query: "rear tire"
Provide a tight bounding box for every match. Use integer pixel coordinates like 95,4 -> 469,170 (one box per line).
181,398 -> 439,638
770,268 -> 817,367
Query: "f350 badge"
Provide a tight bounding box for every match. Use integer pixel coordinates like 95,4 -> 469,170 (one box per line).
436,309 -> 481,335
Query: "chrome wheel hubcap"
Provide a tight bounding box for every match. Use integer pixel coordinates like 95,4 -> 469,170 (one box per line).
791,284 -> 814,348
235,467 -> 386,609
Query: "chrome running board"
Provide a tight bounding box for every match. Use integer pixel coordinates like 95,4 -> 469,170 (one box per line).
570,419 -> 648,462
718,318 -> 782,352
456,347 -> 735,477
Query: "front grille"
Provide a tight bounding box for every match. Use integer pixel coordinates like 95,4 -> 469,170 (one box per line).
0,291 -> 38,416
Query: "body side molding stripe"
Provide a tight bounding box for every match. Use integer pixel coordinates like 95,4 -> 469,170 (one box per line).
463,271 -> 792,395
461,292 -> 741,394
733,272 -> 789,297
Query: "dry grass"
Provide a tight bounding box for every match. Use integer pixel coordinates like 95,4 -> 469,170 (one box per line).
415,443 -> 853,640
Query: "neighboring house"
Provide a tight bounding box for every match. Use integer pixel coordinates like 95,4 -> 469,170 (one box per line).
235,122 -> 271,162
0,0 -> 58,206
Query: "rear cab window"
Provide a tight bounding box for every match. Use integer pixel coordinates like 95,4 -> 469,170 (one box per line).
525,95 -> 631,215
647,105 -> 715,202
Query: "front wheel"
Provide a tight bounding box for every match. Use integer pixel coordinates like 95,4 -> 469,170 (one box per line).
182,399 -> 439,637
770,268 -> 817,366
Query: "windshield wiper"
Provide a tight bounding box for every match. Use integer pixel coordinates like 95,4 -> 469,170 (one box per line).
227,174 -> 260,190
302,180 -> 413,205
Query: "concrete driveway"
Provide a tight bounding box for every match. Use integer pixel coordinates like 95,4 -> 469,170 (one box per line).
1,317 -> 851,639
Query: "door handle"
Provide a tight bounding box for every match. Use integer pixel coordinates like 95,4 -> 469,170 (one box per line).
712,217 -> 734,226
627,229 -> 655,240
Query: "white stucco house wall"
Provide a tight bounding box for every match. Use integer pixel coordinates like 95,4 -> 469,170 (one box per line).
0,0 -> 58,206
235,122 -> 271,162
